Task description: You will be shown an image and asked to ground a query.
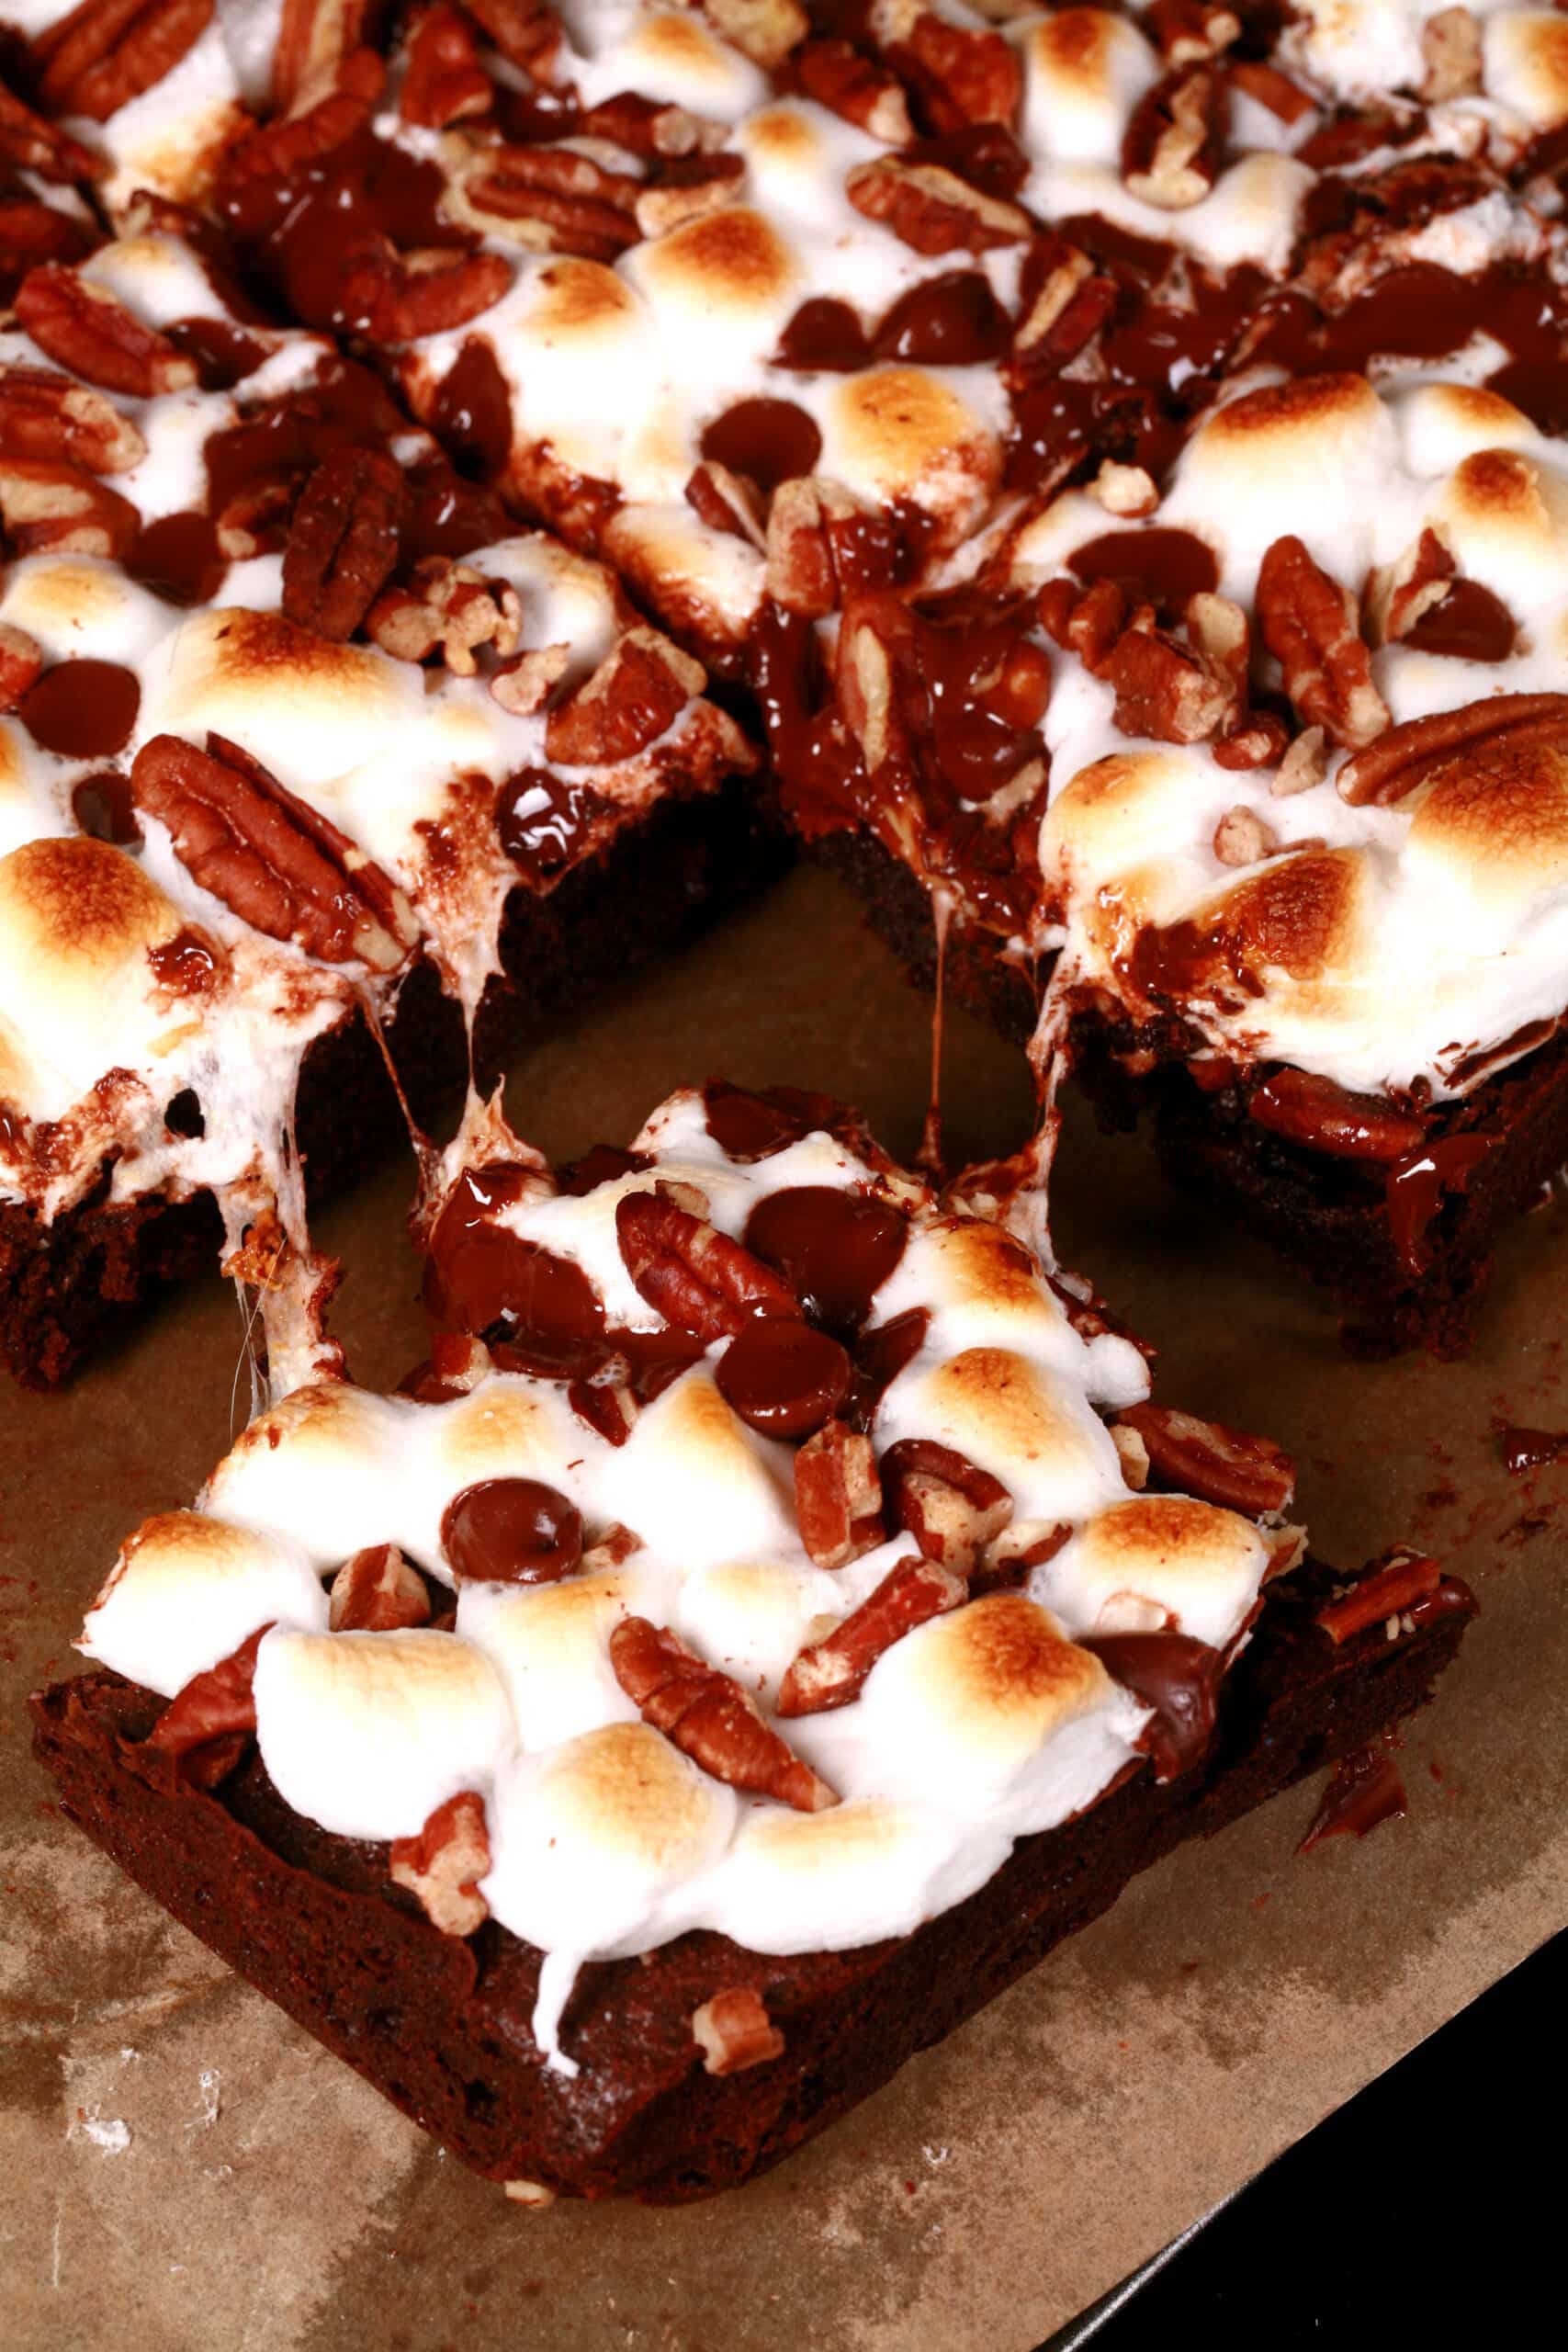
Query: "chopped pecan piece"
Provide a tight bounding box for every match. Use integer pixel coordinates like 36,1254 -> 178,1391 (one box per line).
1091,460 -> 1158,519
1015,238 -> 1117,362
886,5 -> 1022,132
1213,805 -> 1277,866
0,75 -> 103,182
794,37 -> 912,143
1122,65 -> 1224,209
400,3 -> 491,126
282,448 -> 405,643
1037,574 -> 1127,673
777,1554 -> 964,1715
699,0 -> 807,70
328,1543 -> 432,1632
33,0 -> 214,122
691,1987 -> 785,2075
1113,1402 -> 1295,1516
490,645 -> 570,716
131,731 -> 418,971
795,1417 -> 886,1569
580,93 -> 723,160
615,1189 -> 800,1341
389,1791 -> 491,1935
1337,693 -> 1568,808
0,365 -> 145,474
1368,526 -> 1455,646
1104,612 -> 1240,743
1316,1547 -> 1440,1645
0,457 -> 138,559
545,628 -> 705,765
1146,0 -> 1240,62
634,153 -> 745,238
1226,61 -> 1314,124
338,244 -> 512,341
765,478 -> 898,617
272,0 -> 374,112
1422,6 -> 1482,101
610,1617 -> 837,1810
881,1437 -> 1012,1569
686,458 -> 766,548
457,0 -> 560,74
1256,536 -> 1389,750
974,1517 -> 1071,1595
462,144 -> 641,260
0,624 -> 43,713
14,266 -> 197,399
1112,1422 -> 1150,1489
1247,1069 -> 1426,1163
1273,724 -> 1327,797
223,48 -> 384,194
367,557 -> 522,673
845,157 -> 1031,255
147,1622 -> 269,1766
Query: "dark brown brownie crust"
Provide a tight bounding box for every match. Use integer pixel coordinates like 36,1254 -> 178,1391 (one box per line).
813,827 -> 1568,1357
1,777 -> 784,1387
30,1560 -> 1472,2203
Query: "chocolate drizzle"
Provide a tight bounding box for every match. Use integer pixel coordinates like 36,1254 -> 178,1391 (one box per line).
1297,1740 -> 1408,1852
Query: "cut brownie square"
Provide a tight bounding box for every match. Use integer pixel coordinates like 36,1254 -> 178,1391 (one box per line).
33,1079 -> 1474,2199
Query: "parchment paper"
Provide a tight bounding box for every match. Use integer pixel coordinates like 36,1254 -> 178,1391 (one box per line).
3,866 -> 1563,2351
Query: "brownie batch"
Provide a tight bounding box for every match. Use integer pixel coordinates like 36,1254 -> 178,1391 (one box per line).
2,0 -> 1543,2202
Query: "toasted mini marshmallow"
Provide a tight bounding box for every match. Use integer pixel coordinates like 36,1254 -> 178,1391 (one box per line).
0,838 -> 186,1108
205,1383 -> 423,1568
710,1797 -> 987,1953
457,1569 -> 646,1751
816,367 -> 1003,540
672,1556 -> 848,1702
601,1371 -> 797,1570
76,1511 -> 327,1698
1484,10 -> 1568,130
79,18 -> 250,218
861,1594 -> 1145,1825
1427,447 -> 1568,615
1404,731 -> 1568,932
482,1721 -> 736,1958
632,208 -> 803,378
1021,9 -> 1160,170
879,1345 -> 1128,1528
602,506 -> 765,645
1394,382 -> 1541,479
83,232 -> 242,333
1043,1496 -> 1268,1649
0,558 -> 175,667
570,6 -> 770,119
254,1628 -> 514,1841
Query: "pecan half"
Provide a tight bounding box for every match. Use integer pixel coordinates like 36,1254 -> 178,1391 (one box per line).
794,37 -> 912,143
0,457 -> 138,558
881,1437 -> 1012,1569
845,157 -> 1031,255
131,731 -> 418,971
795,1416 -> 886,1569
389,1791 -> 491,1935
1315,1547 -> 1440,1645
337,245 -> 512,341
147,1622 -> 269,1764
0,623 -> 44,712
33,0 -> 214,123
1256,535 -> 1389,750
328,1543 -> 433,1632
281,448 -> 405,643
0,365 -> 145,474
1113,1402 -> 1294,1516
1122,65 -> 1224,209
1368,526 -> 1455,647
1247,1069 -> 1426,1162
0,74 -> 104,183
615,1189 -> 800,1341
15,266 -> 197,399
1336,694 -> 1568,808
777,1554 -> 964,1715
222,49 -> 384,194
691,1987 -> 785,2075
367,556 -> 521,673
609,1617 -> 837,1810
462,145 -> 641,260
544,628 -> 705,765
400,3 -> 492,127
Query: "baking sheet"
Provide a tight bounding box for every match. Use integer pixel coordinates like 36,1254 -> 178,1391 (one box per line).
3,865 -> 1563,2350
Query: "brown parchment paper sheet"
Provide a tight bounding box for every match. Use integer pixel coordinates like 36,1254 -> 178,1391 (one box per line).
2,866 -> 1564,2351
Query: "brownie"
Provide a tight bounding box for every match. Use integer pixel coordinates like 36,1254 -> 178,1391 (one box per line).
31,1556 -> 1472,2204
1,771 -> 782,1389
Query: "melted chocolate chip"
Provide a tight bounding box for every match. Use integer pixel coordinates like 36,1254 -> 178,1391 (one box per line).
430,335 -> 513,481
423,1164 -> 572,1332
849,1306 -> 930,1430
775,296 -> 870,372
556,1144 -> 650,1197
147,927 -> 220,997
716,1317 -> 852,1439
1384,1135 -> 1494,1278
703,1080 -> 840,1162
1083,1633 -> 1225,1781
745,1186 -> 906,1334
700,397 -> 822,492
1069,527 -> 1219,616
128,511 -> 227,608
72,770 -> 141,847
17,660 -> 141,759
1403,578 -> 1516,663
872,271 -> 1010,366
441,1477 -> 583,1585
497,769 -> 607,886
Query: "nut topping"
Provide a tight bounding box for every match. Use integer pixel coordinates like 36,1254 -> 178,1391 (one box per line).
1121,66 -> 1224,209
1336,693 -> 1568,808
880,1437 -> 1012,1569
1213,806 -> 1277,866
699,0 -> 808,70
765,478 -> 897,617
0,365 -> 146,474
0,623 -> 44,713
272,0 -> 374,112
776,1553 -> 964,1715
844,157 -> 1032,254
1112,1403 -> 1295,1517
328,1543 -> 432,1632
609,1616 -> 838,1810
794,37 -> 913,143
1147,0 -> 1241,62
545,628 -> 705,766
460,144 -> 642,260
1247,1068 -> 1427,1163
0,76 -> 103,183
131,731 -> 419,971
399,3 -> 492,127
0,457 -> 139,560
1315,1547 -> 1440,1645
389,1790 -> 491,1935
33,0 -> 214,123
1421,7 -> 1482,101
367,557 -> 522,673
147,1621 -> 269,1770
281,447 -> 405,643
691,1987 -> 785,2075
456,0 -> 561,76
1103,611 -> 1241,744
615,1189 -> 801,1341
14,266 -> 197,399
794,1416 -> 886,1569
1256,535 -> 1389,750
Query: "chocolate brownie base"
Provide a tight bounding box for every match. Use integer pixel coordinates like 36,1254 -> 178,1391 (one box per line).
31,1561 -> 1472,2203
1,777 -> 784,1387
813,826 -> 1568,1356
